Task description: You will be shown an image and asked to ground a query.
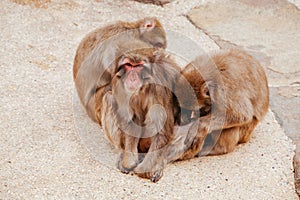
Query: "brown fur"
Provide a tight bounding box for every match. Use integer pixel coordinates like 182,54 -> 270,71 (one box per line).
175,49 -> 269,158
101,46 -> 180,182
141,49 -> 269,176
73,18 -> 166,122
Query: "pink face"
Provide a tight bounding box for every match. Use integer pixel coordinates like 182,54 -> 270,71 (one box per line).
121,58 -> 146,93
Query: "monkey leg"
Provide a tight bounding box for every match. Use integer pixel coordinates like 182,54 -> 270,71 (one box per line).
95,85 -> 112,125
100,92 -> 123,148
134,134 -> 167,182
133,105 -> 173,182
134,121 -> 204,182
178,125 -> 208,160
101,92 -> 136,174
121,135 -> 140,172
239,118 -> 259,143
199,130 -> 219,156
205,127 -> 240,156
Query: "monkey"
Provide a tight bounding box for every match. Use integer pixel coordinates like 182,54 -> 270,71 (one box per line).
100,41 -> 181,182
132,49 -> 269,178
73,17 -> 167,123
174,48 -> 269,158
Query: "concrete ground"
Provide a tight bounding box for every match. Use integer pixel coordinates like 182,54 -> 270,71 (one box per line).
0,0 -> 298,199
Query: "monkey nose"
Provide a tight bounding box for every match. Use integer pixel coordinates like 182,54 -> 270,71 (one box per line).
129,75 -> 138,82
131,79 -> 139,85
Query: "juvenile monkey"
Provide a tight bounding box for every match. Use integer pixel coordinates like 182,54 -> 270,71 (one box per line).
73,17 -> 167,122
101,41 -> 181,182
174,49 -> 269,158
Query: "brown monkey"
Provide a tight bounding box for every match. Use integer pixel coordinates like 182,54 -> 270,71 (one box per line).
139,49 -> 269,176
73,17 -> 167,122
101,42 -> 181,182
175,49 -> 269,158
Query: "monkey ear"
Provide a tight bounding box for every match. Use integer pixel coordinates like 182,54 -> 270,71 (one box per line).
140,18 -> 156,33
115,56 -> 128,77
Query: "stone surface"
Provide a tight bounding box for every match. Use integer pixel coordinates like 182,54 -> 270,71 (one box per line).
10,0 -> 51,8
270,87 -> 300,141
0,0 -> 297,199
294,152 -> 300,195
188,0 -> 300,87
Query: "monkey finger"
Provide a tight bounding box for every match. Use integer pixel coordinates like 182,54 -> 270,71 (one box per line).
183,121 -> 199,145
150,170 -> 163,183
116,153 -> 131,174
117,161 -> 131,174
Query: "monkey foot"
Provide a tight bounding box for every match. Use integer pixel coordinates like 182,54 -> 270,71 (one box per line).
134,170 -> 163,182
117,161 -> 130,174
150,170 -> 163,183
138,154 -> 145,163
118,165 -> 131,174
117,155 -> 134,174
134,167 -> 164,182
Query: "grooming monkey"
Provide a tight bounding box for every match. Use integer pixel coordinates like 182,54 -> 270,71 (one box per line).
141,49 -> 269,175
101,40 -> 181,182
176,49 -> 269,158
73,17 -> 167,123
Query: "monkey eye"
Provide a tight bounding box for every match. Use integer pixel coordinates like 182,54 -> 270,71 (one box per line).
122,63 -> 145,72
123,63 -> 133,71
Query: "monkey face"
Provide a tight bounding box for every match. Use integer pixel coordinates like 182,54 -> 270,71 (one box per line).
115,56 -> 152,94
175,67 -> 213,125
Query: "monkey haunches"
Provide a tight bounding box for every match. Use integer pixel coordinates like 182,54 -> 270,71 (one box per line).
73,18 -> 269,182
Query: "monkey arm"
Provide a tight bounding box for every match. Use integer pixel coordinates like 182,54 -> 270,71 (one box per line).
134,103 -> 175,182
142,104 -> 168,138
199,110 -> 254,132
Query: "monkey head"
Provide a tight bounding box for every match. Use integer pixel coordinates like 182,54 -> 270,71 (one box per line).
116,57 -> 150,94
138,17 -> 167,49
112,48 -> 155,96
175,63 -> 213,125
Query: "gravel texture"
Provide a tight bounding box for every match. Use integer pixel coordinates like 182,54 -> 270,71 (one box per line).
0,0 -> 297,199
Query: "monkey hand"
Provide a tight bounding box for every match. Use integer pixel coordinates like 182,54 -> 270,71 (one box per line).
180,122 -> 208,160
134,164 -> 164,183
183,120 -> 202,145
117,152 -> 139,174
